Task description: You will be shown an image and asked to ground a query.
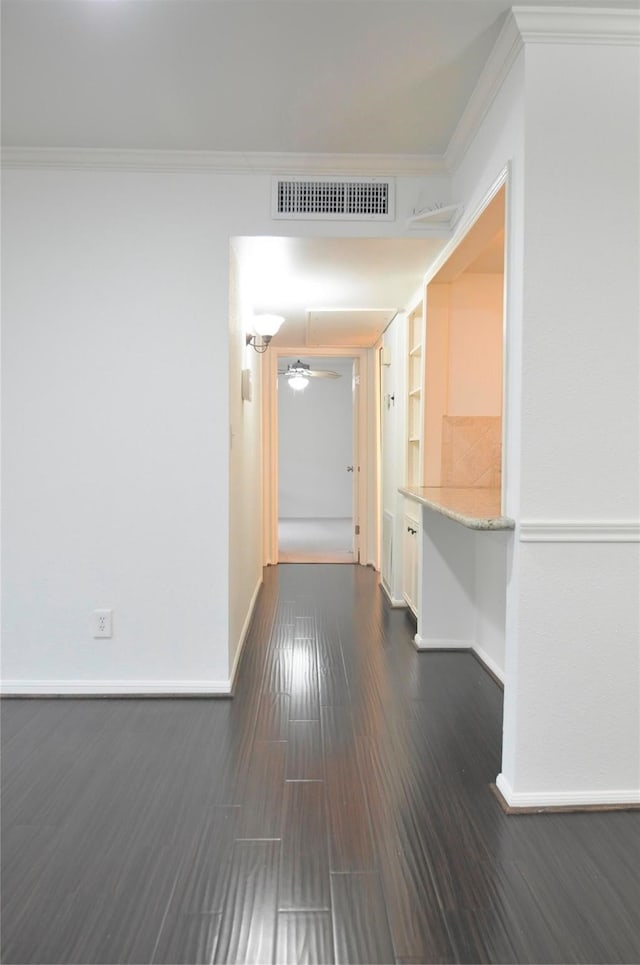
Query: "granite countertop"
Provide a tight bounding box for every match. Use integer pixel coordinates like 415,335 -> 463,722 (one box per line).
399,486 -> 515,531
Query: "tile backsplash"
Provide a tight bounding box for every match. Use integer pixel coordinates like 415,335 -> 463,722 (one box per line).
441,415 -> 501,488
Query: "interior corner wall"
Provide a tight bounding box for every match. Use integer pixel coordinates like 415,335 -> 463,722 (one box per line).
228,244 -> 264,678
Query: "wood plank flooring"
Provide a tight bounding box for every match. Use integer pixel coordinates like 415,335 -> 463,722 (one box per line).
2,563 -> 640,964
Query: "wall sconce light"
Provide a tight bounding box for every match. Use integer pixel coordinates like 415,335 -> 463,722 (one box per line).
246,314 -> 284,353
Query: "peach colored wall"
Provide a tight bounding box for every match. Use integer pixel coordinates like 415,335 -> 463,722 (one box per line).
447,273 -> 503,416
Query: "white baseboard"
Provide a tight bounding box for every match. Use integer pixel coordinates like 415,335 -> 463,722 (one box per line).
472,643 -> 505,685
413,636 -> 505,685
1,576 -> 267,699
229,575 -> 263,692
0,679 -> 232,696
414,635 -> 472,650
380,580 -> 406,608
496,772 -> 640,809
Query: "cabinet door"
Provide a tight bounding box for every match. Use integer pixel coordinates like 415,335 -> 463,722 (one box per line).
402,514 -> 419,614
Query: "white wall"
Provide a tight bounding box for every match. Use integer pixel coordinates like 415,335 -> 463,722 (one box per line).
2,166 -> 446,691
474,531 -> 508,681
228,244 -> 264,680
1,170 -> 231,691
278,358 -> 353,518
503,38 -> 640,805
521,42 -> 639,521
452,15 -> 639,805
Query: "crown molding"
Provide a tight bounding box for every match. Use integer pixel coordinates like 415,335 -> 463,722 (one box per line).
445,5 -> 639,173
0,147 -> 447,177
445,11 -> 524,173
512,6 -> 640,45
4,8 -> 635,181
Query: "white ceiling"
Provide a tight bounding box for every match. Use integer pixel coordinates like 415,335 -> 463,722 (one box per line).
3,1 -> 615,346
1,0 -> 512,154
234,235 -> 443,346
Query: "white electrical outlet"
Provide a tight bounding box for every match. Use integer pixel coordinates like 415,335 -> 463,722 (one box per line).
93,609 -> 113,638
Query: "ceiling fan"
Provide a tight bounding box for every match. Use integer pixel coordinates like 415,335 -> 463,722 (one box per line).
278,359 -> 341,391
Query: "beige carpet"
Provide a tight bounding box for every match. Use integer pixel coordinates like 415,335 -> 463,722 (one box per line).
278,517 -> 354,563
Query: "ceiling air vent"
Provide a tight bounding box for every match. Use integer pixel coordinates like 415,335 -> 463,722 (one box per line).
272,176 -> 394,221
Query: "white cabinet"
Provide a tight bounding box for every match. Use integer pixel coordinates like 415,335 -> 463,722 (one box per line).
402,511 -> 420,615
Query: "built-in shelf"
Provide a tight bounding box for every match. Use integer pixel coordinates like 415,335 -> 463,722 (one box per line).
406,302 -> 424,488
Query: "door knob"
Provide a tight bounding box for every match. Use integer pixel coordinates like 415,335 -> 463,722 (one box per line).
346,465 -> 354,472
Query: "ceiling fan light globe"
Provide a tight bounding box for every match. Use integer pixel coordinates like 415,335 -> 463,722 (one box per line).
288,374 -> 309,391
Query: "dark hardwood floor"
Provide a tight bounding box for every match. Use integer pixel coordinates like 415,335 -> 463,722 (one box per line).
2,564 -> 639,964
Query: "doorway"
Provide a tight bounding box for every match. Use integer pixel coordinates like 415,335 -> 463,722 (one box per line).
262,345 -> 370,567
277,355 -> 356,563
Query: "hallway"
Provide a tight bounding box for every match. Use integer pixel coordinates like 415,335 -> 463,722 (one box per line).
2,565 -> 639,964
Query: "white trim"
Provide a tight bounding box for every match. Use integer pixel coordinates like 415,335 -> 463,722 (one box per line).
264,346 -> 371,568
444,7 -> 640,175
229,575 -> 263,692
520,520 -> 640,542
445,12 -> 523,172
496,772 -> 640,809
512,6 -> 640,46
422,167 -> 509,287
262,350 -> 279,567
0,679 -> 232,696
413,636 -> 505,683
1,147 -> 446,177
414,635 -> 473,650
380,580 -> 406,609
473,643 -> 505,685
